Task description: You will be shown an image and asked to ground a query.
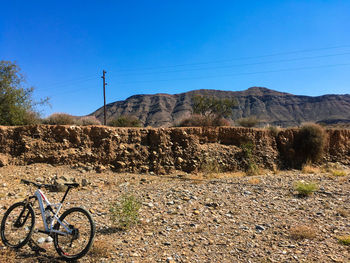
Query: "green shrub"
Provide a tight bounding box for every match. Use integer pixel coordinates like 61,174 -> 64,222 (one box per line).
241,142 -> 259,176
110,194 -> 141,229
176,114 -> 229,127
331,170 -> 347,177
236,116 -> 259,128
294,181 -> 318,197
43,113 -> 77,125
338,235 -> 350,246
294,123 -> 326,165
108,116 -> 142,127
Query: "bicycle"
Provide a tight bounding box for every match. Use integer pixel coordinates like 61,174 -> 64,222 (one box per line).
1,179 -> 95,261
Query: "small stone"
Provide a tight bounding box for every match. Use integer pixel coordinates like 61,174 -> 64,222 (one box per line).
45,236 -> 53,242
37,237 -> 46,244
81,178 -> 89,186
255,225 -> 265,231
177,157 -> 184,163
96,165 -> 106,173
36,177 -> 45,183
193,210 -> 200,215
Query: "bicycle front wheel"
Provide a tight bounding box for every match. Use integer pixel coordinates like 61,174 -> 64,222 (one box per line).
1,202 -> 35,248
53,207 -> 95,261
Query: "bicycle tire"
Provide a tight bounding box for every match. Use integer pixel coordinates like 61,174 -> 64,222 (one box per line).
53,207 -> 95,261
1,202 -> 36,249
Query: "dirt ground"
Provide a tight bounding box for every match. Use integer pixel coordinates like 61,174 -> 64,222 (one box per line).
0,164 -> 349,262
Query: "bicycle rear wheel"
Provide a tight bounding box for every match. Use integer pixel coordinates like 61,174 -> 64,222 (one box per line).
1,202 -> 35,248
53,207 -> 95,261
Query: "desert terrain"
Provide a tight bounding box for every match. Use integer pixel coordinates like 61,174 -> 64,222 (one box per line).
0,163 -> 349,263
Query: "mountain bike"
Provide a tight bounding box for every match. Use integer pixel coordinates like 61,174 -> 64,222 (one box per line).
0,179 -> 95,261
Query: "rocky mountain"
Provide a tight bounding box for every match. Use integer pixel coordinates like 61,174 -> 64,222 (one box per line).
90,87 -> 350,127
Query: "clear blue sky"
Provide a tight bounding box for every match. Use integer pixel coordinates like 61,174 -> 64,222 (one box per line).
1,0 -> 350,117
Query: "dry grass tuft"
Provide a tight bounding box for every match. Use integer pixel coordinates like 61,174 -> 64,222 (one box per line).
289,225 -> 317,240
302,164 -> 320,174
336,208 -> 349,218
248,177 -> 260,185
89,239 -> 110,258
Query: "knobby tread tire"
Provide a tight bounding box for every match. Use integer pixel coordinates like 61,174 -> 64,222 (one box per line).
53,207 -> 95,261
0,202 -> 35,249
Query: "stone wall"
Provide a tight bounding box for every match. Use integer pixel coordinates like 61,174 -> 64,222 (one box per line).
0,125 -> 349,173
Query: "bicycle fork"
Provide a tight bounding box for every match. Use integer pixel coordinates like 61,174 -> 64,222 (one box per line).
14,197 -> 35,228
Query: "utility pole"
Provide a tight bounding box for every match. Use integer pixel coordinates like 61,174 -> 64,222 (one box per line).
101,70 -> 107,125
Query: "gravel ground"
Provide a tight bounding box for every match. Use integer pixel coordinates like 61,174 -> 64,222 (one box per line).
0,164 -> 349,263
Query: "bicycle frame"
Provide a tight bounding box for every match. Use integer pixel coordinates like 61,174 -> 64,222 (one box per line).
32,189 -> 72,236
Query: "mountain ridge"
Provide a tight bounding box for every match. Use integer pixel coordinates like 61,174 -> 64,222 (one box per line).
90,87 -> 350,127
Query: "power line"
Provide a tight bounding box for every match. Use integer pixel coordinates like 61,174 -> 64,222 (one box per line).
114,62 -> 350,85
36,62 -> 350,95
115,52 -> 350,77
112,44 -> 350,72
34,44 -> 350,92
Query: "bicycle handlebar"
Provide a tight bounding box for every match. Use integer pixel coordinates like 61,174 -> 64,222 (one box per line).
21,179 -> 48,188
20,179 -> 79,189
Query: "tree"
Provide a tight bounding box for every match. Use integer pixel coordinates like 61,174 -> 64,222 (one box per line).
192,95 -> 237,119
175,95 -> 237,127
0,61 -> 48,125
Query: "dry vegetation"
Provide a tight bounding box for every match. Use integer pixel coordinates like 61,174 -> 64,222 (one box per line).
289,225 -> 317,240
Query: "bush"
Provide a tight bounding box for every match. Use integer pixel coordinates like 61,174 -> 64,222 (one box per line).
110,194 -> 141,229
294,123 -> 326,165
43,113 -> 77,125
199,158 -> 221,178
331,170 -> 347,177
267,125 -> 281,137
108,116 -> 142,127
236,116 -> 259,128
337,235 -> 350,246
241,142 -> 259,176
79,116 -> 101,126
294,181 -> 318,197
22,111 -> 42,125
176,114 -> 229,127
